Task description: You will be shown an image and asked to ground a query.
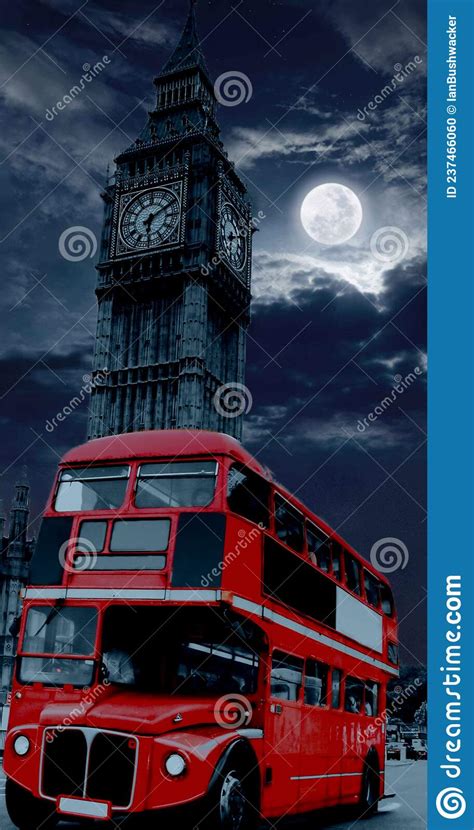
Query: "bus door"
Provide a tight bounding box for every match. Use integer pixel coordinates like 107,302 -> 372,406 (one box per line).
263,651 -> 303,815
298,659 -> 333,809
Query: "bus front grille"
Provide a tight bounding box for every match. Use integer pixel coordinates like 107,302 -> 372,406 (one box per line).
87,732 -> 137,807
42,728 -> 137,808
42,729 -> 87,798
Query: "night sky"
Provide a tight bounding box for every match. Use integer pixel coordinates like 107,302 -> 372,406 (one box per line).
0,0 -> 426,664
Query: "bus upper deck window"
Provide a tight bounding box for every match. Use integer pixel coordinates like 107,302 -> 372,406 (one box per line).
364,570 -> 380,608
136,461 -> 217,508
380,584 -> 394,616
55,466 -> 130,512
275,495 -> 304,552
307,523 -> 331,572
331,544 -> 341,580
388,641 -> 399,665
227,465 -> 270,528
344,552 -> 362,596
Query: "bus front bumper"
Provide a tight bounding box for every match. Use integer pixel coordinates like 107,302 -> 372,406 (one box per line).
4,722 -> 252,816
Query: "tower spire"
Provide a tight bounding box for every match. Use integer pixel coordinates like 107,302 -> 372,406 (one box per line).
161,0 -> 208,77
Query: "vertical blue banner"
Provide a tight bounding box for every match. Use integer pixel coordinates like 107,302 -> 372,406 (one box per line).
428,0 -> 474,827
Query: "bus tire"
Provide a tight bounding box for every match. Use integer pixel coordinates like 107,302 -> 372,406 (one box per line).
5,778 -> 58,830
199,759 -> 259,830
358,754 -> 380,817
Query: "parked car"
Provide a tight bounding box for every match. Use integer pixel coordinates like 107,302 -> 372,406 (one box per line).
387,742 -> 406,760
409,739 -> 427,760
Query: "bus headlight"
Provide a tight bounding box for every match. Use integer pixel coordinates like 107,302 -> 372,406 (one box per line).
13,735 -> 30,756
165,753 -> 187,777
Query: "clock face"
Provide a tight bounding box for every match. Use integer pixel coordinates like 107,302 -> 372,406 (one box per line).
220,203 -> 247,271
120,188 -> 181,250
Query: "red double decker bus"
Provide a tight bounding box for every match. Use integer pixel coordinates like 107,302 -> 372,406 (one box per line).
4,430 -> 398,829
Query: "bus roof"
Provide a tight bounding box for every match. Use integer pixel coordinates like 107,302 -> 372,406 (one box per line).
61,429 -> 268,476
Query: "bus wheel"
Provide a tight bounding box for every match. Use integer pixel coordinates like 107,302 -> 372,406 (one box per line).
5,778 -> 57,830
202,763 -> 258,830
359,757 -> 380,817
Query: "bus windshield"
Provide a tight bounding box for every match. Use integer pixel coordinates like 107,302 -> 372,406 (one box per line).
19,606 -> 98,687
135,461 -> 217,508
55,466 -> 130,512
101,606 -> 263,696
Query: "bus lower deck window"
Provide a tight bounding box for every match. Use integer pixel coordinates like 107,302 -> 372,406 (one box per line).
100,606 -> 262,696
331,669 -> 342,708
344,677 -> 364,713
304,660 -> 328,706
271,651 -> 303,701
365,682 -> 379,716
18,606 -> 98,688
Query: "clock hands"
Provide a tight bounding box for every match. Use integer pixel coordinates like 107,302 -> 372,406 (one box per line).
142,203 -> 174,236
143,212 -> 155,235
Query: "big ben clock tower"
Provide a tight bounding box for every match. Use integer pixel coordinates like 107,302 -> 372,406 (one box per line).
88,1 -> 252,441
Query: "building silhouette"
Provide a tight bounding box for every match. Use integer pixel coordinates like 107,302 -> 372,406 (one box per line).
88,0 -> 252,441
0,473 -> 34,711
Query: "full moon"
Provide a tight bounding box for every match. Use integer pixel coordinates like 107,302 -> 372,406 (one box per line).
300,183 -> 363,245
